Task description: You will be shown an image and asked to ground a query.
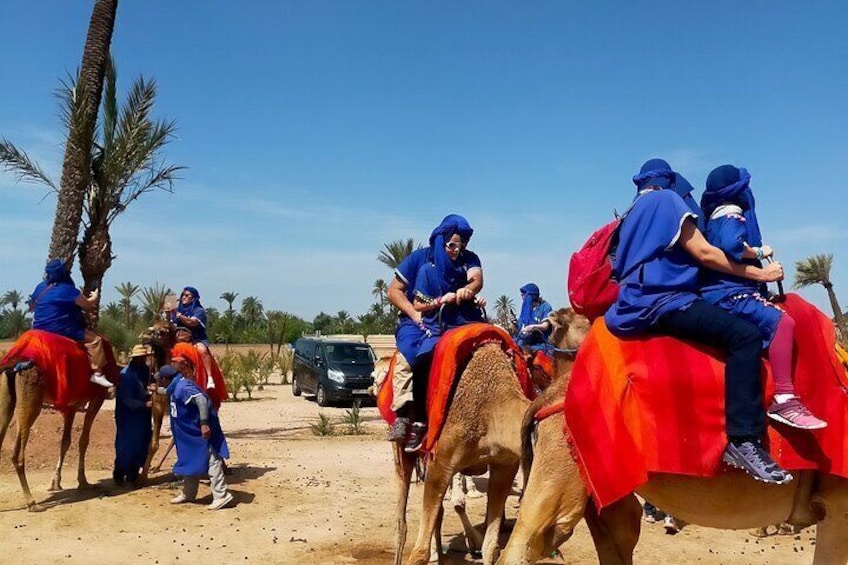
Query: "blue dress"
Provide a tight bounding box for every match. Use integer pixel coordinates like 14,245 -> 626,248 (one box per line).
114,363 -> 153,479
168,375 -> 230,477
30,281 -> 85,341
605,190 -> 701,337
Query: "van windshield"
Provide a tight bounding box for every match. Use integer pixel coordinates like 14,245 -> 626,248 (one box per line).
324,344 -> 374,365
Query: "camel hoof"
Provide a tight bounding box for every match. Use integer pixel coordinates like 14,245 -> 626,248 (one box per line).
28,503 -> 46,513
47,483 -> 63,492
77,481 -> 95,491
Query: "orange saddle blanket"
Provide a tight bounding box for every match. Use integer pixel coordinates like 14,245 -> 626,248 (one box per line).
377,323 -> 535,454
565,294 -> 848,508
170,342 -> 229,409
1,330 -> 119,409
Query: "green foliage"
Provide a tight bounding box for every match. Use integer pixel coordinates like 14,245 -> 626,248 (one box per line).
238,350 -> 261,399
272,347 -> 294,384
97,314 -> 137,356
342,400 -> 366,435
217,351 -> 242,400
311,413 -> 334,436
0,289 -> 31,339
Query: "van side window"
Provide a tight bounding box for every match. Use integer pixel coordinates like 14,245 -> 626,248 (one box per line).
297,339 -> 315,360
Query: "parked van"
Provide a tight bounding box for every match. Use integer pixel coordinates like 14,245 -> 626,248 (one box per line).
291,338 -> 376,406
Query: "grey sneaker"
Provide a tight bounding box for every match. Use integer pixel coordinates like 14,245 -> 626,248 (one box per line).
722,441 -> 793,485
404,423 -> 427,453
386,417 -> 410,443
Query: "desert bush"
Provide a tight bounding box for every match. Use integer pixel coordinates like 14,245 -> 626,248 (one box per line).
238,350 -> 261,399
97,315 -> 138,358
342,400 -> 366,435
311,413 -> 334,436
257,353 -> 275,390
217,351 -> 243,400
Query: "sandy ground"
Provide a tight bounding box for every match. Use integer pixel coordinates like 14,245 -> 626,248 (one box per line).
0,381 -> 817,565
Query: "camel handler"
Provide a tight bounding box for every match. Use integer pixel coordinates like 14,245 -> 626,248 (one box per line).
113,344 -> 154,486
153,359 -> 233,510
385,214 -> 483,444
29,258 -> 112,388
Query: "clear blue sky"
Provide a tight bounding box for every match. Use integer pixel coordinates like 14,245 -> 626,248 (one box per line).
1,1 -> 846,319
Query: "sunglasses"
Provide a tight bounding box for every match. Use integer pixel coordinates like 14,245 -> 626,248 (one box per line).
445,241 -> 464,251
181,292 -> 193,298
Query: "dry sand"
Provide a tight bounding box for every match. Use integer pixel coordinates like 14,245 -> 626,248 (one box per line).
0,381 -> 815,564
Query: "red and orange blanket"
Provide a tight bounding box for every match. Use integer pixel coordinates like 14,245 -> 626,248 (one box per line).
564,294 -> 848,508
170,342 -> 229,410
378,323 -> 536,455
1,330 -> 119,409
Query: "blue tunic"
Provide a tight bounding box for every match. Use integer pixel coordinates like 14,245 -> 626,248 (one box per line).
394,248 -> 482,362
605,190 -> 700,337
168,375 -> 229,477
412,260 -> 484,361
701,210 -> 783,347
30,281 -> 85,341
114,363 -> 153,476
516,301 -> 554,351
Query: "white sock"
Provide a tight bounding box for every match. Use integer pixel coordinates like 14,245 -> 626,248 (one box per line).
774,394 -> 796,404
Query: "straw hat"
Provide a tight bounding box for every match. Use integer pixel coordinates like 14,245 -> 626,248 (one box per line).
129,344 -> 152,358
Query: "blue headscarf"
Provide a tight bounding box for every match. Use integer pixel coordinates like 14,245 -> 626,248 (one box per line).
518,283 -> 540,328
701,165 -> 761,247
632,159 -> 704,230
177,286 -> 204,319
427,214 -> 474,292
44,258 -> 73,284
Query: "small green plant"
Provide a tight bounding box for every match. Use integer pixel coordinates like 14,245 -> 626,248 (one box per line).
276,347 -> 294,384
311,413 -> 334,436
256,353 -> 275,390
343,400 -> 366,435
217,351 -> 243,400
238,350 -> 261,399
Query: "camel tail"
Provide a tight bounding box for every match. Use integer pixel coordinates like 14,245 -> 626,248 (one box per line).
520,399 -> 539,490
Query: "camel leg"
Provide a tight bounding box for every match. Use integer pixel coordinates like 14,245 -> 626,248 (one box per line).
142,406 -> 166,480
11,369 -> 45,511
430,504 -> 444,563
812,475 -> 848,565
76,395 -> 104,489
481,462 -> 519,565
583,494 -> 642,565
49,410 -> 76,491
453,475 -> 485,553
394,446 -> 415,565
497,418 -> 588,564
407,454 -> 454,565
0,369 -> 14,457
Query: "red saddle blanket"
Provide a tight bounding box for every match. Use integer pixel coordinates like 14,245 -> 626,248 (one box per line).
377,323 -> 535,454
565,294 -> 848,508
170,342 -> 229,410
1,330 -> 119,409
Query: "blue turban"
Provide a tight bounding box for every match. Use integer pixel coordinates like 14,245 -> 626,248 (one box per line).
44,258 -> 72,284
518,283 -> 541,328
427,214 -> 474,292
632,158 -> 704,231
177,286 -> 204,319
701,165 -> 761,247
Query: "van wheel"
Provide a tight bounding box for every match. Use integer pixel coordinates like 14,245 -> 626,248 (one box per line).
292,375 -> 302,397
316,385 -> 330,407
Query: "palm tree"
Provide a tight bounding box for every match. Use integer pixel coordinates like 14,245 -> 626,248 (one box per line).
372,278 -> 388,308
794,253 -> 846,338
102,301 -> 122,320
377,238 -> 418,270
48,0 -> 118,267
1,58 -> 182,326
115,281 -> 140,327
240,296 -> 264,327
1,290 -> 24,312
139,283 -> 171,323
220,291 -> 239,318
494,294 -> 517,331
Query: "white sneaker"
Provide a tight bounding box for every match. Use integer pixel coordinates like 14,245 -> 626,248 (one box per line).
207,492 -> 233,510
664,515 -> 680,534
170,493 -> 191,504
90,373 -> 113,388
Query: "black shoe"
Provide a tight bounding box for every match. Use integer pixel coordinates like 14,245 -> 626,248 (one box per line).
722,440 -> 793,485
387,417 -> 410,443
404,423 -> 427,453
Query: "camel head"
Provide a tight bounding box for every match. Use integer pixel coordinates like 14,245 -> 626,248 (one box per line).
138,318 -> 176,369
549,308 -> 590,351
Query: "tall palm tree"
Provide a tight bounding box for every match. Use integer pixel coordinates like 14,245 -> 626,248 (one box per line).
1,58 -> 181,326
102,301 -> 123,320
220,291 -> 239,318
372,278 -> 388,308
494,294 -> 517,331
1,290 -> 24,312
139,283 -> 171,323
115,281 -> 140,327
794,253 -> 846,337
48,0 -> 119,267
377,238 -> 418,270
240,296 -> 264,326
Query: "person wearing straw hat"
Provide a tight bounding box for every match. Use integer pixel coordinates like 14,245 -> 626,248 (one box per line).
113,344 -> 154,486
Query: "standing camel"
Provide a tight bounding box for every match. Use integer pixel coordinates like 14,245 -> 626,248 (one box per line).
396,312 -> 588,565
137,319 -> 175,481
0,333 -> 117,511
498,324 -> 848,564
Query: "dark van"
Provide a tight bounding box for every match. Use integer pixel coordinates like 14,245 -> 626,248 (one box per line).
291,338 -> 376,406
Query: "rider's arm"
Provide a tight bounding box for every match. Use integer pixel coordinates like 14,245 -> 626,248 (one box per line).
387,277 -> 420,321
678,219 -> 782,283
175,312 -> 200,327
74,289 -> 99,311
413,291 -> 456,312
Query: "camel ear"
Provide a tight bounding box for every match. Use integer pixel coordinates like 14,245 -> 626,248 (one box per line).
551,307 -> 575,329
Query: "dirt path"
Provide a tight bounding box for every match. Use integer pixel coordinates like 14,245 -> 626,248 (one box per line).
0,384 -> 815,564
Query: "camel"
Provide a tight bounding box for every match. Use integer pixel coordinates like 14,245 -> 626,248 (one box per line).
0,336 -> 115,511
395,313 -> 588,565
137,318 -> 176,481
498,324 -> 848,565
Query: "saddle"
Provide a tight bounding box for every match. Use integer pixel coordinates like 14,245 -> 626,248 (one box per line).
563,294 -> 848,508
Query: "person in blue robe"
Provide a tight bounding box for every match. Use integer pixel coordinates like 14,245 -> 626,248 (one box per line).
385,215 -> 483,445
113,344 -> 154,485
604,158 -> 791,485
166,286 -> 216,390
157,359 -> 233,510
514,283 -> 554,353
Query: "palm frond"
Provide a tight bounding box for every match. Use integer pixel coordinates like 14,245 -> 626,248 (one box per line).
101,57 -> 118,150
55,69 -> 93,150
794,254 -> 834,289
0,139 -> 57,190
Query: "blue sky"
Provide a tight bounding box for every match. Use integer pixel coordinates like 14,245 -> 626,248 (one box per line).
1,1 -> 846,319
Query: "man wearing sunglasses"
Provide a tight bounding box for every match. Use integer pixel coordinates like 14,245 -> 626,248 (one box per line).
385,215 -> 484,449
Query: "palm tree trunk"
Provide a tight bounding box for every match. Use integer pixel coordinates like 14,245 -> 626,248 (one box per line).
48,0 -> 118,265
824,283 -> 847,340
79,224 -> 113,329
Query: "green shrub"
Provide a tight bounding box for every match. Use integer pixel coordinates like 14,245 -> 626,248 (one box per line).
310,413 -> 334,436
343,400 -> 366,435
